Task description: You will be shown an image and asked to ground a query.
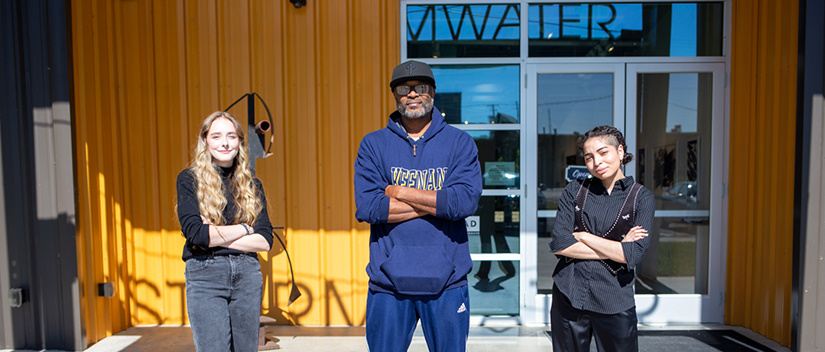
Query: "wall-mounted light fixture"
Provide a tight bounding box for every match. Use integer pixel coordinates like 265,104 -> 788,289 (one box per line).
289,0 -> 306,8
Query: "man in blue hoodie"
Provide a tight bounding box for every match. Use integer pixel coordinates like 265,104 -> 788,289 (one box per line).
354,60 -> 482,352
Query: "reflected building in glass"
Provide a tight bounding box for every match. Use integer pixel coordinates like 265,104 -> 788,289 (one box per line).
402,0 -> 728,324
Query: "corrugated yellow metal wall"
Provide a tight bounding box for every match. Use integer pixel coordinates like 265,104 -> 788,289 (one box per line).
69,0 -> 804,346
728,0 -> 797,346
71,0 -> 398,344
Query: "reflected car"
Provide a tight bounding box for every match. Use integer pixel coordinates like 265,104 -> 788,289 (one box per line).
662,181 -> 698,205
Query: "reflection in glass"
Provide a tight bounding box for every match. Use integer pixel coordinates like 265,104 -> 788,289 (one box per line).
636,217 -> 709,294
635,72 -> 713,294
468,131 -> 520,190
528,3 -> 723,57
536,73 -> 613,209
537,218 -> 558,294
535,72 -> 613,295
468,195 -> 520,314
407,4 -> 520,58
469,260 -> 519,315
432,65 -> 520,124
469,195 -> 520,256
636,73 -> 712,211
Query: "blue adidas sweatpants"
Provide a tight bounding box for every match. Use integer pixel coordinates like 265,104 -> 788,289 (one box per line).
366,285 -> 469,352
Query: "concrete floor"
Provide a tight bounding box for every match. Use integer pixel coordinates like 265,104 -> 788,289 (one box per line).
80,325 -> 554,352
53,323 -> 789,352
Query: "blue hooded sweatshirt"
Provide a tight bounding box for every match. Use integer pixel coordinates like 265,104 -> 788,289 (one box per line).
354,106 -> 482,295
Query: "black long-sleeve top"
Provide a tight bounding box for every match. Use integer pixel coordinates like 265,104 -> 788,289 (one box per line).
549,176 -> 654,314
176,165 -> 273,261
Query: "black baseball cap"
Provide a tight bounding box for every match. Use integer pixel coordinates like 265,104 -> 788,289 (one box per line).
389,60 -> 436,89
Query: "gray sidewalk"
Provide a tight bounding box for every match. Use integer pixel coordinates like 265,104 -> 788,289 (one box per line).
65,323 -> 789,352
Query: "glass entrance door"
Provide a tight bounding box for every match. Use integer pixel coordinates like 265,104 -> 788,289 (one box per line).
523,62 -> 726,324
523,63 -> 626,323
626,63 -> 726,323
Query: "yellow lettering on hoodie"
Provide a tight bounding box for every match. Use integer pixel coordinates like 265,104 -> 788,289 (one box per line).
390,166 -> 448,190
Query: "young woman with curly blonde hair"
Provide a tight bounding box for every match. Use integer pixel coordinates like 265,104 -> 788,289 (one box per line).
176,111 -> 273,352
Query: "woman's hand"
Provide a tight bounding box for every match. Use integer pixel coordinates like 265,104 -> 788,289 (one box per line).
573,231 -> 590,241
622,226 -> 649,242
567,231 -> 625,262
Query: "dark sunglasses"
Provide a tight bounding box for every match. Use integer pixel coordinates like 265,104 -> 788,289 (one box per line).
394,84 -> 432,96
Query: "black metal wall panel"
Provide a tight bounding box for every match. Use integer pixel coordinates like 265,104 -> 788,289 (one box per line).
0,0 -> 37,348
0,0 -> 81,350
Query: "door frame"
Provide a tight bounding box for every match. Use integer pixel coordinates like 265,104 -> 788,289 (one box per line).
522,62 -> 727,324
522,63 -> 626,324
626,62 -> 727,323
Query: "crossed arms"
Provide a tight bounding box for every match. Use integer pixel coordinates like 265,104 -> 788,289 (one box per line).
554,227 -> 648,263
550,185 -> 654,267
176,170 -> 273,254
353,133 -> 482,225
202,219 -> 272,252
385,185 -> 437,223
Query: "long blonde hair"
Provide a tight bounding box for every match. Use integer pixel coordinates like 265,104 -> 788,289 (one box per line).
191,111 -> 262,226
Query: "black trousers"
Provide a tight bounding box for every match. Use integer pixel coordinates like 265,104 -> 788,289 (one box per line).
550,286 -> 639,352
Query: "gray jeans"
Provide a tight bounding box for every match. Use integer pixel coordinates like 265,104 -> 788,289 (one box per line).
185,254 -> 263,352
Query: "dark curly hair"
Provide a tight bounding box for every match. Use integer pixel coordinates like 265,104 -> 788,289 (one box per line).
576,125 -> 633,164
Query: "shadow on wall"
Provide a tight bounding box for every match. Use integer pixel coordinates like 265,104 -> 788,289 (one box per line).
1,201 -> 82,350
259,230 -> 367,326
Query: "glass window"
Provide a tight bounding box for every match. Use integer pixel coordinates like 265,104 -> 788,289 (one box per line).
469,260 -> 520,315
469,195 -> 521,255
635,72 -> 714,294
636,217 -> 709,294
432,65 -> 520,124
636,72 -> 712,211
468,195 -> 520,314
537,217 -> 557,294
535,71 -> 614,294
528,3 -> 724,57
536,72 -> 613,209
407,4 -> 520,58
468,131 -> 521,190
